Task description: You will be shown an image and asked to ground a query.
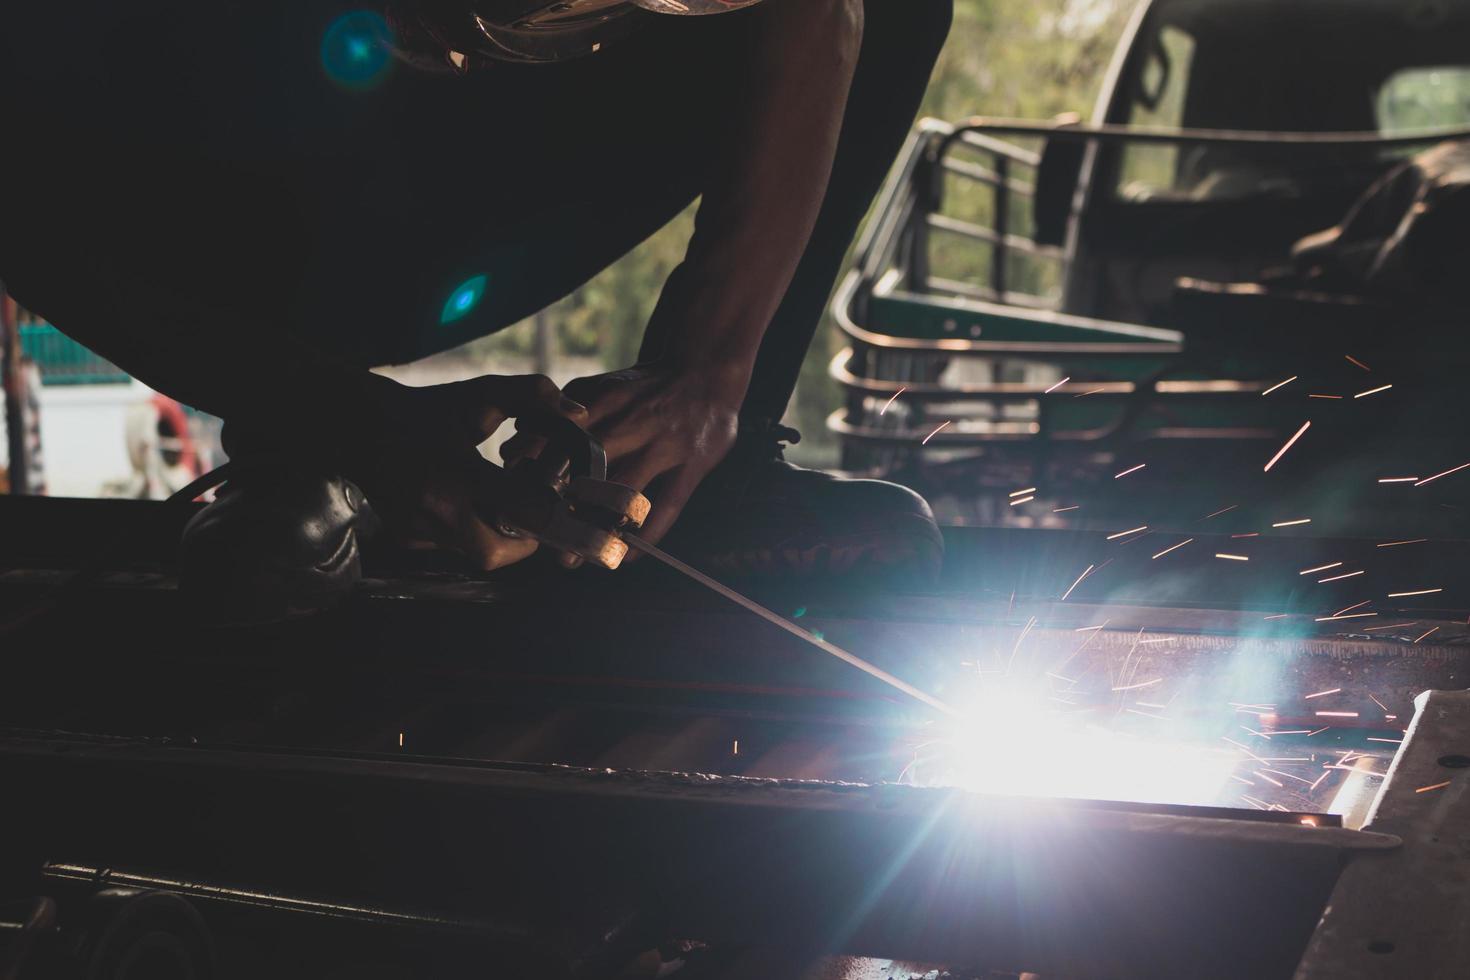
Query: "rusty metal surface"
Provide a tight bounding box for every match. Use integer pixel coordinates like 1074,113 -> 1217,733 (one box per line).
1293,689 -> 1470,980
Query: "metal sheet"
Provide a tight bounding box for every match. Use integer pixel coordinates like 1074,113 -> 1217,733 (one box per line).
0,732 -> 1396,979
1293,689 -> 1470,979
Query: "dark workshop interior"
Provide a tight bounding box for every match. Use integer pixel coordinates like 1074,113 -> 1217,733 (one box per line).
2,1 -> 1469,978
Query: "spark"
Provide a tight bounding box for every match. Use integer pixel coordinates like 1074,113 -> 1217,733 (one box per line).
1306,727 -> 1330,736
1414,626 -> 1441,643
1255,771 -> 1285,788
1075,387 -> 1107,397
1366,737 -> 1403,744
1386,714 -> 1398,721
1361,622 -> 1419,631
732,739 -> 739,755
1378,477 -> 1418,483
1135,701 -> 1167,709
1300,562 -> 1342,575
1345,354 -> 1371,371
1229,775 -> 1254,786
1319,570 -> 1365,583
1114,463 -> 1146,479
1263,613 -> 1290,620
1309,772 -> 1330,792
398,732 -> 404,747
1010,487 -> 1038,497
1263,420 -> 1311,472
1229,702 -> 1277,711
879,386 -> 907,415
1416,780 -> 1452,793
1111,677 -> 1163,692
1261,376 -> 1297,395
1334,599 -> 1372,615
1216,553 -> 1249,561
1043,377 -> 1070,394
1261,768 -> 1314,785
1222,738 -> 1270,764
1315,710 -> 1359,718
1124,707 -> 1165,719
1377,538 -> 1428,547
1368,693 -> 1389,712
1243,727 -> 1274,740
1053,505 -> 1080,513
1354,384 -> 1392,398
1231,533 -> 1260,538
1151,538 -> 1193,559
1323,764 -> 1383,776
1107,525 -> 1148,540
1007,615 -> 1038,669
1201,504 -> 1238,520
1388,588 -> 1442,597
921,420 -> 952,445
1315,612 -> 1377,621
1057,620 -> 1108,671
1074,623 -> 1108,632
1303,688 -> 1342,699
1415,462 -> 1470,486
1009,496 -> 1035,506
1308,394 -> 1342,399
1272,518 -> 1311,527
1060,564 -> 1094,601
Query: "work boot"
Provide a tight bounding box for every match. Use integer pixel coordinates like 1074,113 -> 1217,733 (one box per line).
662,422 -> 943,584
179,463 -> 378,625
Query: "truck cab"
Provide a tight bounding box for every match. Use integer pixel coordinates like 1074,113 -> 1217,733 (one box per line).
829,0 -> 1470,523
1057,0 -> 1470,325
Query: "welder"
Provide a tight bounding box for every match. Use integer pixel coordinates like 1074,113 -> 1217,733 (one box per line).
0,0 -> 951,616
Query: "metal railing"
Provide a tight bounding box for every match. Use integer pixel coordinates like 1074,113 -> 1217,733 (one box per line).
831,119 -> 1198,471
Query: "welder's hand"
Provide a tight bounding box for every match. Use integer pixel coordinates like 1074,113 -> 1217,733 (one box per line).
351,374 -> 587,569
501,364 -> 741,550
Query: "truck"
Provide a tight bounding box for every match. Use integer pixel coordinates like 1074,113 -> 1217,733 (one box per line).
830,0 -> 1470,526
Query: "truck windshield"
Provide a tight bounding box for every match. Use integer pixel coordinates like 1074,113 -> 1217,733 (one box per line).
1113,0 -> 1470,202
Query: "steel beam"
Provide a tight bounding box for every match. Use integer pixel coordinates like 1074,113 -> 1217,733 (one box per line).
0,731 -> 1397,979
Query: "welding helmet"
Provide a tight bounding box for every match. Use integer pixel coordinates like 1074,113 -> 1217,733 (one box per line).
392,0 -> 768,68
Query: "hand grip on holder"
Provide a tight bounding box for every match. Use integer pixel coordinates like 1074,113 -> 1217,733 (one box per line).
475,416 -> 649,569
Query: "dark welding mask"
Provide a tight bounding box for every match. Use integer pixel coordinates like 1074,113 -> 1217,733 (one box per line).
391,0 -> 768,68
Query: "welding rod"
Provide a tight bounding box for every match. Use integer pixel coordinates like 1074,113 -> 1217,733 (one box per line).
625,535 -> 957,717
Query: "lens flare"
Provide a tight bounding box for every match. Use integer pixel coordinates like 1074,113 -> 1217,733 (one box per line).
440,275 -> 488,325
322,11 -> 394,91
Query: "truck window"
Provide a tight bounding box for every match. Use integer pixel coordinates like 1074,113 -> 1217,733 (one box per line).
1108,0 -> 1470,204
1378,66 -> 1470,134
1116,25 -> 1196,201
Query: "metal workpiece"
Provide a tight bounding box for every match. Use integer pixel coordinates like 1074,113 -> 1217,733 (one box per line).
0,732 -> 1393,979
1294,689 -> 1470,980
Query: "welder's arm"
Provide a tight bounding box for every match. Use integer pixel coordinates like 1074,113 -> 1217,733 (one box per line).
513,0 -> 865,546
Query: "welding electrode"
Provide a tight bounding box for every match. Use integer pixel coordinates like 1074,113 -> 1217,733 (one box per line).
624,535 -> 957,717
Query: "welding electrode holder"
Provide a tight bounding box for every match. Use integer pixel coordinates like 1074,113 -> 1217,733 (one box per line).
473,415 -> 650,569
